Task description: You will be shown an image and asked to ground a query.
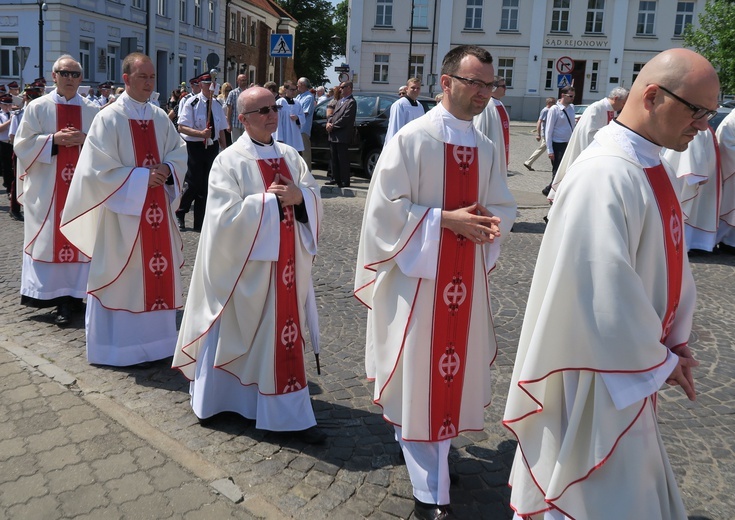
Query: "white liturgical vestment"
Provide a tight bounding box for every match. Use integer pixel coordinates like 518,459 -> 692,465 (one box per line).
716,110 -> 735,247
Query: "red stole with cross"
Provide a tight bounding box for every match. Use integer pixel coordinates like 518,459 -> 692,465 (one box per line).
496,102 -> 510,166
129,119 -> 176,311
428,144 -> 479,441
53,105 -> 83,263
643,164 -> 684,344
256,158 -> 307,395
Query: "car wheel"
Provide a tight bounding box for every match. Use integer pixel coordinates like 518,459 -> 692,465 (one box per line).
364,148 -> 381,179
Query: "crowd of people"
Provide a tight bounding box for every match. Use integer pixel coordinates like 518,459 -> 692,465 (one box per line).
3,44 -> 733,520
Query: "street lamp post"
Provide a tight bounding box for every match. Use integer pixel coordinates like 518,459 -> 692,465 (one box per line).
37,0 -> 47,78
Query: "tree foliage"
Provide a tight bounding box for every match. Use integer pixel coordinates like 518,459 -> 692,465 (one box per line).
275,0 -> 342,85
683,0 -> 735,94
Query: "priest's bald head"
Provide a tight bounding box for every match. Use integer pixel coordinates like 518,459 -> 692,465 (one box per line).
616,48 -> 719,152
237,86 -> 279,144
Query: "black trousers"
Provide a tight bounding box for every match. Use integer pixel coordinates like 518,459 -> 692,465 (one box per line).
551,141 -> 569,179
0,141 -> 13,191
178,141 -> 219,231
329,142 -> 351,187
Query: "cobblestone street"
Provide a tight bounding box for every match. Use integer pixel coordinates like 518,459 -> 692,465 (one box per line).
0,123 -> 733,519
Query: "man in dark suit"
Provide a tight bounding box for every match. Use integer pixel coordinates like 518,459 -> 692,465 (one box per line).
326,81 -> 356,188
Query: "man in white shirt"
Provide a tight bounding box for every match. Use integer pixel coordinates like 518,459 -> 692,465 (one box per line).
542,86 -> 576,195
295,77 -> 316,169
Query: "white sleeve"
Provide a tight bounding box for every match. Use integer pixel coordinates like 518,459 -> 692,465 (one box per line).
103,167 -> 150,215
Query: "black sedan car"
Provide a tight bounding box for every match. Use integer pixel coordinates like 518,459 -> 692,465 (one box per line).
310,92 -> 436,179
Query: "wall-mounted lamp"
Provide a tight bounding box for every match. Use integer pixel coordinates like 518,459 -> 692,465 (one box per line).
169,52 -> 175,63
534,55 -> 537,61
614,57 -> 618,64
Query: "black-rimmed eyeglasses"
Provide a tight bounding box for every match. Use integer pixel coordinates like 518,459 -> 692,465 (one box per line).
243,105 -> 282,115
55,70 -> 82,78
656,85 -> 717,121
448,75 -> 494,90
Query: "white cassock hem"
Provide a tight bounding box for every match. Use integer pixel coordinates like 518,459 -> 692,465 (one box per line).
85,298 -> 177,366
20,253 -> 89,301
189,318 -> 317,432
395,426 -> 451,505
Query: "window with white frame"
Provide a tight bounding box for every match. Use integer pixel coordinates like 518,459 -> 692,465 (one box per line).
241,18 -> 247,42
194,0 -> 201,27
590,61 -> 599,92
157,0 -> 166,16
229,12 -> 236,39
179,56 -> 186,84
465,0 -> 483,30
132,0 -> 144,9
412,0 -> 428,28
376,0 -> 393,27
636,1 -> 656,35
250,20 -> 257,46
586,0 -> 604,33
674,2 -> 694,36
497,58 -> 514,88
500,0 -> 519,31
0,37 -> 20,78
180,0 -> 187,22
373,54 -> 389,83
544,59 -> 554,90
193,57 -> 201,76
409,55 -> 424,81
551,0 -> 570,32
107,45 -> 119,82
632,62 -> 644,84
79,41 -> 92,80
208,1 -> 215,31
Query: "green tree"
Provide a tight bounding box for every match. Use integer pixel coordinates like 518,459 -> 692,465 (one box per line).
683,0 -> 735,94
276,0 -> 341,84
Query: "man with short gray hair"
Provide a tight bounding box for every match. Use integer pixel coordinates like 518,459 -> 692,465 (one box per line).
226,73 -> 248,142
296,77 -> 315,168
549,86 -> 629,198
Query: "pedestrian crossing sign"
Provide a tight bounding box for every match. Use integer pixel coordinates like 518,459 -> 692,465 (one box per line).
270,34 -> 294,58
557,74 -> 572,88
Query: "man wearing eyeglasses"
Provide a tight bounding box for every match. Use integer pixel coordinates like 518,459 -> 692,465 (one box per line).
504,48 -> 718,520
173,86 -> 325,444
474,76 -> 511,174
549,86 -> 629,200
60,52 -> 187,367
356,45 -> 516,520
13,54 -> 98,327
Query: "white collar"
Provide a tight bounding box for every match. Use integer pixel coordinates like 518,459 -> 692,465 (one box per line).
429,102 -> 477,147
52,90 -> 82,105
119,91 -> 152,121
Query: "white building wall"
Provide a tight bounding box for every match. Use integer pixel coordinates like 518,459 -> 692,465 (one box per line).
348,0 -> 706,121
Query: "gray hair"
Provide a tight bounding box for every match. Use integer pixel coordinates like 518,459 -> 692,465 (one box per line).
52,54 -> 81,73
608,86 -> 629,100
298,77 -> 311,89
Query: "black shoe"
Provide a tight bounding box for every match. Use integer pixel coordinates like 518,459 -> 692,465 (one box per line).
413,499 -> 457,520
176,214 -> 185,231
523,162 -> 535,171
9,209 -> 23,221
55,302 -> 72,327
541,185 -> 551,196
297,426 -> 327,444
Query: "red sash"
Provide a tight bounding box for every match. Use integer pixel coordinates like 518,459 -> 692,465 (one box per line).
709,126 -> 722,222
496,103 -> 510,165
129,119 -> 176,311
428,144 -> 479,441
257,158 -> 307,395
643,164 -> 684,343
54,105 -> 83,263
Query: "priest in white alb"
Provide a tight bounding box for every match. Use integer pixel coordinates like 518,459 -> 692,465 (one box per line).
503,49 -> 716,520
663,126 -> 721,252
355,45 -> 516,520
549,86 -> 628,200
14,54 -> 99,327
274,80 -> 304,152
384,77 -> 425,145
716,109 -> 735,250
473,76 -> 510,176
60,52 -> 187,366
172,86 -> 325,444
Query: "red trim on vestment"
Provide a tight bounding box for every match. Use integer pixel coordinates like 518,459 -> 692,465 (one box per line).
496,103 -> 510,166
257,158 -> 307,395
53,104 -> 83,263
129,119 -> 176,311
